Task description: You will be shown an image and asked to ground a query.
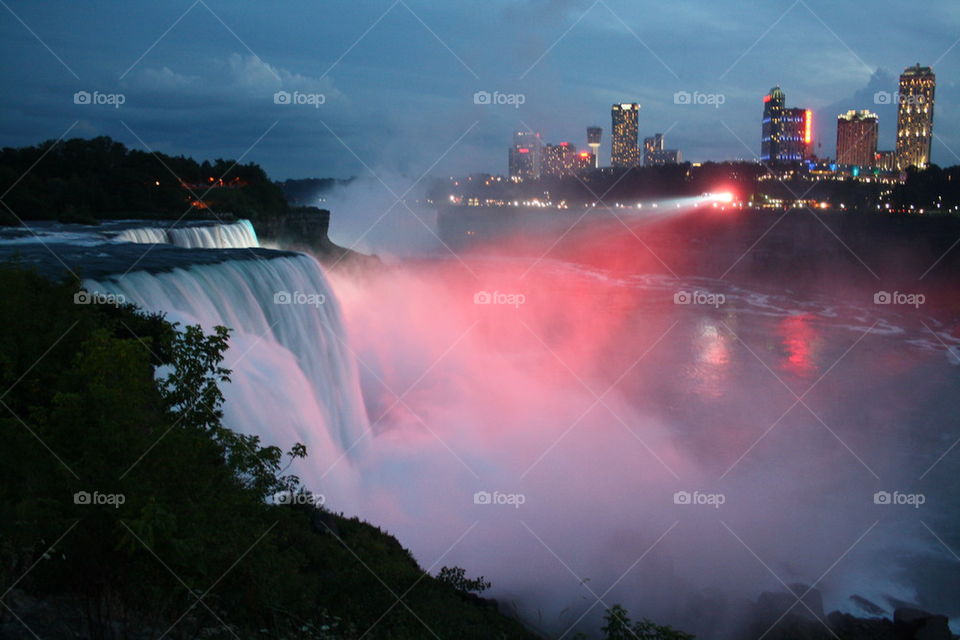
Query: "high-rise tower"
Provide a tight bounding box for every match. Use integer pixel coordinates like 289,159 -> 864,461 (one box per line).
761,86 -> 786,162
895,64 -> 935,170
611,104 -> 640,168
508,131 -> 543,181
761,87 -> 812,163
836,110 -> 878,167
586,126 -> 602,168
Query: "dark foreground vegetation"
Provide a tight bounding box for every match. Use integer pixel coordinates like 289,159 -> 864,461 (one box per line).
0,265 -> 541,639
0,137 -> 289,224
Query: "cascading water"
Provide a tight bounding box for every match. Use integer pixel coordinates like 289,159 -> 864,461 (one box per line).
113,227 -> 170,245
5,217 -> 957,637
81,226 -> 368,504
114,219 -> 259,249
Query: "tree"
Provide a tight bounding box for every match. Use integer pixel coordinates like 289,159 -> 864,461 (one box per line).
601,605 -> 695,640
436,566 -> 491,594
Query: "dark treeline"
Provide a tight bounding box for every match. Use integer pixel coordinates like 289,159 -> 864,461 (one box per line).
0,137 -> 288,224
430,162 -> 960,212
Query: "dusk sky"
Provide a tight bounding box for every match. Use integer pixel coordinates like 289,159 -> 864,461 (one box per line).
1,0 -> 958,180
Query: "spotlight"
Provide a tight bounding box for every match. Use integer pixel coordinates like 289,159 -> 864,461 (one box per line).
714,192 -> 734,203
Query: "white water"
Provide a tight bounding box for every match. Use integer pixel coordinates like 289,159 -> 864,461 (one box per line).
114,219 -> 259,249
84,253 -> 369,504
60,219 -> 959,637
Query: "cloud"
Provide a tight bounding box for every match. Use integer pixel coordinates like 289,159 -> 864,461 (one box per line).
124,53 -> 340,103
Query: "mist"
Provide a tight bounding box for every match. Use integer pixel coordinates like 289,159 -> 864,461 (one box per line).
317,212 -> 960,637
324,172 -> 445,259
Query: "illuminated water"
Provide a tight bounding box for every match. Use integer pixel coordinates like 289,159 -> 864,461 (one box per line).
3,219 -> 957,637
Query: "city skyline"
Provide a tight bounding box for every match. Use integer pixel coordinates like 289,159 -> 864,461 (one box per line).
504,64 -> 932,180
0,1 -> 957,179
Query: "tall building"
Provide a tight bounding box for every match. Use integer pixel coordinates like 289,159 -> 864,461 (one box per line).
586,127 -> 602,168
651,149 -> 682,165
836,110 -> 879,167
761,87 -> 813,163
761,86 -> 786,162
508,131 -> 543,181
895,64 -> 935,170
611,103 -> 640,168
875,150 -> 896,171
643,134 -> 663,166
643,133 -> 682,166
542,142 -> 593,178
574,150 -> 594,172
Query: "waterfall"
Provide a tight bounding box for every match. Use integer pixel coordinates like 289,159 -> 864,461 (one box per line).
83,252 -> 368,501
114,219 -> 259,249
113,227 -> 170,245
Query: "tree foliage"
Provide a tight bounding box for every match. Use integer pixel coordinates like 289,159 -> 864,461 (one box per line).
436,566 -> 491,594
0,265 -> 538,639
0,136 -> 288,224
601,604 -> 695,640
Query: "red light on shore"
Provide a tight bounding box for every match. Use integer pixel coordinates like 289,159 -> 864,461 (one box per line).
764,95 -> 772,103
518,148 -> 529,154
804,110 -> 813,145
560,141 -> 570,147
579,152 -> 590,158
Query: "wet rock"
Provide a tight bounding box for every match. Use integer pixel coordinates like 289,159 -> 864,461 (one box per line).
755,584 -> 824,622
850,594 -> 887,617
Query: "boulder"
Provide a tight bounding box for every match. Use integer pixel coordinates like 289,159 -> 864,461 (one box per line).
756,584 -> 824,622
893,607 -> 952,640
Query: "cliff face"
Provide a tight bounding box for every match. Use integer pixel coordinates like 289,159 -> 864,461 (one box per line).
254,207 -> 379,270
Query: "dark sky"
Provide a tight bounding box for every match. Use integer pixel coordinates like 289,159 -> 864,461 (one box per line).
1,0 -> 958,180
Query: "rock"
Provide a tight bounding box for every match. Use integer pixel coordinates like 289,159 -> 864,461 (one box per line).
893,607 -> 952,640
744,586 -> 831,640
756,584 -> 824,622
850,594 -> 887,617
827,610 -> 895,640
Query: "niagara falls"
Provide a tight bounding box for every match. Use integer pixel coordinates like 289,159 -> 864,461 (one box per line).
1,2 -> 959,639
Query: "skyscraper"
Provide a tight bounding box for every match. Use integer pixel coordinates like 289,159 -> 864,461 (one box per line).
761,86 -> 786,163
643,133 -> 663,166
586,127 -> 602,168
611,103 -> 640,168
643,133 -> 682,166
542,142 -> 583,178
895,64 -> 935,170
508,131 -> 543,181
761,87 -> 812,163
836,110 -> 878,167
